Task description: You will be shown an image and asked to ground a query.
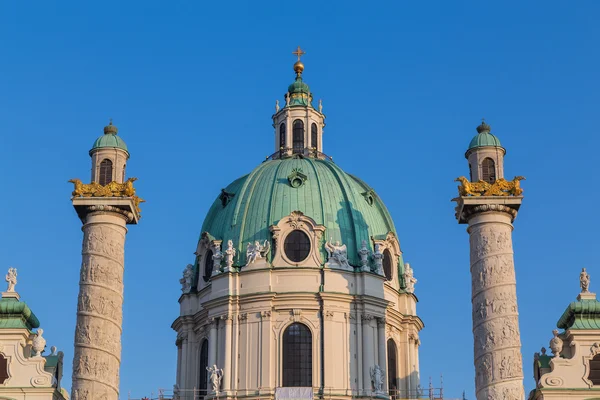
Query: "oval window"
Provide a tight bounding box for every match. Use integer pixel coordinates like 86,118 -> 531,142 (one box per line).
284,230 -> 311,262
383,249 -> 393,281
203,249 -> 214,282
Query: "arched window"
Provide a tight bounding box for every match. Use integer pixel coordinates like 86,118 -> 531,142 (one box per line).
469,163 -> 473,181
203,250 -> 214,282
199,340 -> 209,393
99,159 -> 113,185
279,123 -> 286,150
122,164 -> 126,182
383,249 -> 393,281
387,339 -> 397,394
311,123 -> 318,150
292,120 -> 304,154
481,158 -> 496,184
282,323 -> 312,387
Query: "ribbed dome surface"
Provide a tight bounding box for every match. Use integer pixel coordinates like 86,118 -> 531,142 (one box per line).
90,134 -> 129,154
200,157 -> 398,267
468,132 -> 502,150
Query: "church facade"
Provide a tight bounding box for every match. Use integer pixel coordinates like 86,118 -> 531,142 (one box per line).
172,51 -> 423,399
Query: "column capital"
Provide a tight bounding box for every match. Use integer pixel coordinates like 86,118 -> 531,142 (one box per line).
454,196 -> 522,224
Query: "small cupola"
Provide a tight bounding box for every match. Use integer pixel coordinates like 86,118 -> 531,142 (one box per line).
465,120 -> 506,184
271,47 -> 327,159
89,120 -> 130,185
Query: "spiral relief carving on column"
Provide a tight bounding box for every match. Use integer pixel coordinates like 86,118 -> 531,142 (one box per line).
469,221 -> 524,400
72,219 -> 127,400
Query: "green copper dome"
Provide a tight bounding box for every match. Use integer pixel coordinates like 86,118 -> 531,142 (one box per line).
467,121 -> 503,150
200,157 -> 401,268
288,77 -> 310,94
90,122 -> 129,154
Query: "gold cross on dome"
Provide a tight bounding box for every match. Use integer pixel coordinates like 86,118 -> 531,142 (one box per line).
292,46 -> 306,61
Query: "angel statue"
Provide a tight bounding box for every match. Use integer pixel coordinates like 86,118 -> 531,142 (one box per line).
403,263 -> 417,294
246,240 -> 270,266
179,264 -> 193,294
206,364 -> 223,393
32,328 -> 46,357
580,267 -> 590,293
325,238 -> 350,268
370,365 -> 385,394
5,267 -> 17,292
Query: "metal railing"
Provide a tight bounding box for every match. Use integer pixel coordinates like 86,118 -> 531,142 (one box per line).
127,387 -> 460,400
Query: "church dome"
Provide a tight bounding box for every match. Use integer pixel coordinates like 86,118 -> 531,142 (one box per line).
200,157 -> 398,267
89,121 -> 129,154
288,76 -> 310,94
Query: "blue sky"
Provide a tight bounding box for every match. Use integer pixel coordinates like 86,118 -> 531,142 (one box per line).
1,1 -> 599,398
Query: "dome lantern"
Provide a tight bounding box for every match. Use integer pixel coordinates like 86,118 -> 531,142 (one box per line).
465,119 -> 506,183
272,47 -> 327,159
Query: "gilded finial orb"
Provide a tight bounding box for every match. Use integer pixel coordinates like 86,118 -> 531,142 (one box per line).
476,118 -> 491,134
104,119 -> 118,135
293,60 -> 305,75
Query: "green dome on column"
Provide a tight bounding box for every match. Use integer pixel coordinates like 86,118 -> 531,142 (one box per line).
468,120 -> 503,150
90,120 -> 129,155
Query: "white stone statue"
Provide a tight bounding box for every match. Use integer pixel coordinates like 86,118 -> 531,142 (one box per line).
50,346 -> 57,356
179,264 -> 193,294
580,267 -> 590,293
32,328 -> 46,357
285,93 -> 290,106
275,100 -> 280,112
246,240 -> 270,266
212,243 -> 223,273
318,99 -> 323,113
549,329 -> 563,359
224,239 -> 236,272
206,364 -> 223,393
372,244 -> 384,275
403,262 -> 417,294
325,238 -> 350,269
358,240 -> 370,270
370,365 -> 385,394
5,267 -> 17,292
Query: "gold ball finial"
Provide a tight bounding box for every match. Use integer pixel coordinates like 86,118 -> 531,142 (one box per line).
293,60 -> 305,74
104,119 -> 118,135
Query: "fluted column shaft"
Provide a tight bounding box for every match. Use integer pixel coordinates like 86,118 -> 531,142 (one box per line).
377,318 -> 387,391
222,315 -> 233,392
362,314 -> 375,394
208,318 -> 218,389
468,211 -> 524,400
72,211 -> 128,400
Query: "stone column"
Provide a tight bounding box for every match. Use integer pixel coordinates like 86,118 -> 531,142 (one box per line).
467,209 -> 524,400
376,318 -> 387,391
72,210 -> 129,400
222,315 -> 233,392
208,318 -> 218,388
361,314 -> 375,395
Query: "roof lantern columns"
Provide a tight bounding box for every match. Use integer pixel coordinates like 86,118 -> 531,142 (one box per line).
271,47 -> 326,158
454,121 -> 525,400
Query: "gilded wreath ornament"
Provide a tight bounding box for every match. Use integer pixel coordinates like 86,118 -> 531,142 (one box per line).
455,176 -> 525,197
69,177 -> 145,213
